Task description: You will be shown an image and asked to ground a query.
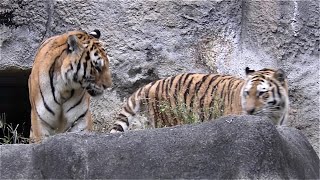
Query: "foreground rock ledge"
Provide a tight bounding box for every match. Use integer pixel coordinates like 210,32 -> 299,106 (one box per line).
0,115 -> 319,179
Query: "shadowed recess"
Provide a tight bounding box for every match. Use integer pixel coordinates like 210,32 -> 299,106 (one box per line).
0,68 -> 31,144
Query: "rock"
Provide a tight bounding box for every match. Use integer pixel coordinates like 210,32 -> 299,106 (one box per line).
0,115 -> 319,179
0,144 -> 41,178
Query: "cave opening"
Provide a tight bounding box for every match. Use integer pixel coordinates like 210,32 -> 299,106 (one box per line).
0,68 -> 31,144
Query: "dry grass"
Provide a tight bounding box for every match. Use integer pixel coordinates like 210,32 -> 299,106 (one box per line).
0,123 -> 29,144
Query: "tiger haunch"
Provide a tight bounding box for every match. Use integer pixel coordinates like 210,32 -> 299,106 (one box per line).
110,68 -> 289,133
29,30 -> 112,143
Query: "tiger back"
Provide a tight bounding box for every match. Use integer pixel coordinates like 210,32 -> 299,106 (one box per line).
110,67 -> 289,133
29,29 -> 112,142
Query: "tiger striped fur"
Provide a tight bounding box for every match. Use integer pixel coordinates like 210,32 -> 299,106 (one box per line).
110,67 -> 289,133
29,29 -> 112,142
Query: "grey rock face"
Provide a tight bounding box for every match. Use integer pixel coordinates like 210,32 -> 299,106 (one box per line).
0,115 -> 319,179
0,144 -> 41,179
0,1 -> 319,154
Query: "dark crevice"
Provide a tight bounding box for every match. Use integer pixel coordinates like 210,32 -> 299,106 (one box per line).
0,68 -> 31,144
0,10 -> 18,27
39,0 -> 54,44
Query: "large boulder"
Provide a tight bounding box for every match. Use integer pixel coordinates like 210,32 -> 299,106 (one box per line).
0,115 -> 318,179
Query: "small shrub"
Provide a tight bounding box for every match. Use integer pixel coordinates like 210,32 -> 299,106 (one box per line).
149,93 -> 225,126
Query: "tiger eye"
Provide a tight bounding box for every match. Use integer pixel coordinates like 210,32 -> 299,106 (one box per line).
244,91 -> 249,96
258,91 -> 265,96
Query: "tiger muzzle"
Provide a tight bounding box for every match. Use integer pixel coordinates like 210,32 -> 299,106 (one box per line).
86,84 -> 104,97
246,108 -> 255,115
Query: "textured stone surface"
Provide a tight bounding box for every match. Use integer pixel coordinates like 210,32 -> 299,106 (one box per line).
0,115 -> 319,179
0,0 -> 318,154
0,0 -> 48,68
0,144 -> 41,179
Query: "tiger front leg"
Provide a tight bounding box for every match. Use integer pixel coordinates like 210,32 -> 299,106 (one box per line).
66,109 -> 93,133
29,108 -> 55,143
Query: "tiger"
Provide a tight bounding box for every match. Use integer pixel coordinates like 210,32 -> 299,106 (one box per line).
110,67 -> 289,133
28,29 -> 112,143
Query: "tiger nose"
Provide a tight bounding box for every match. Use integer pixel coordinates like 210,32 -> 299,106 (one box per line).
246,108 -> 255,115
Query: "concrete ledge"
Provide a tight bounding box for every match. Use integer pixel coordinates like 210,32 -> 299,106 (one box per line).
0,115 -> 319,179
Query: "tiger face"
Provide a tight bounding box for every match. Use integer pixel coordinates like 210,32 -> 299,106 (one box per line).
241,67 -> 289,125
63,30 -> 112,97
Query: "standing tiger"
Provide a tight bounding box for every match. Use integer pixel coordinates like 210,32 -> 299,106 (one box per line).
29,29 -> 112,142
110,67 -> 289,133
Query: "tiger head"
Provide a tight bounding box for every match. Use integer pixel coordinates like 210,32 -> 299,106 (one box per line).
63,29 -> 112,97
241,67 -> 289,125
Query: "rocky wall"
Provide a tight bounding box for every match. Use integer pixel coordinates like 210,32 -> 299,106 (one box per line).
0,0 -> 318,153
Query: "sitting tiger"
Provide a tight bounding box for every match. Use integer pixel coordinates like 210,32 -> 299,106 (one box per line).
28,29 -> 112,142
110,67 -> 289,133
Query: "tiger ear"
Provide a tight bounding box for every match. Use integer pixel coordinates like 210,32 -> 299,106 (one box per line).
67,35 -> 79,52
245,67 -> 255,75
89,29 -> 101,39
274,69 -> 286,84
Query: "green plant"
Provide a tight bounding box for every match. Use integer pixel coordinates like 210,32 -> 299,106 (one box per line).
208,95 -> 225,120
153,92 -> 225,126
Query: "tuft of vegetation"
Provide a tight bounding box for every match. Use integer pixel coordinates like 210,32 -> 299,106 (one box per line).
142,93 -> 225,128
0,123 -> 29,144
